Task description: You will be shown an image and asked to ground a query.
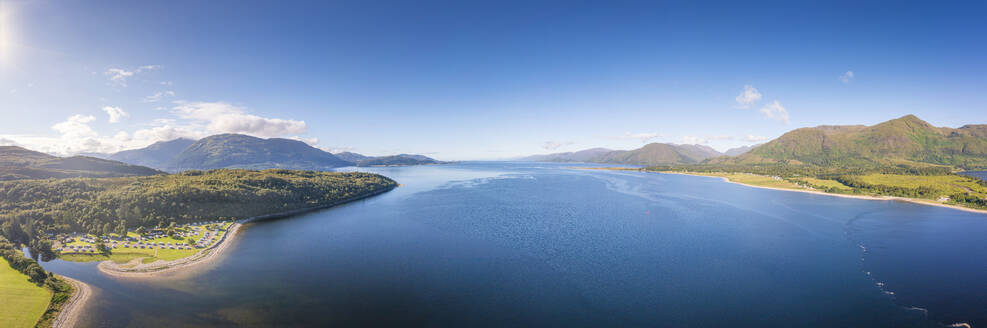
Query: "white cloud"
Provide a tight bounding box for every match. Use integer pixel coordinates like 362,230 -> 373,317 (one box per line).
104,65 -> 160,86
0,137 -> 20,146
105,68 -> 134,85
286,136 -> 320,146
326,147 -> 355,154
1,101 -> 310,155
143,90 -> 175,102
745,135 -> 769,142
102,106 -> 129,123
759,100 -> 790,124
839,71 -> 855,84
542,141 -> 573,150
172,101 -> 307,137
735,85 -> 762,108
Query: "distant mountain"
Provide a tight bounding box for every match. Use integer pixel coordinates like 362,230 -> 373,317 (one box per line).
723,144 -> 760,157
595,143 -> 721,166
520,143 -> 722,166
109,138 -> 196,169
356,154 -> 444,167
520,148 -> 614,162
0,146 -> 162,181
167,134 -> 351,171
712,115 -> 987,169
333,151 -> 372,163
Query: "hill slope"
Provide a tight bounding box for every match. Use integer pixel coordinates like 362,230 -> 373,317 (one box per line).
167,134 -> 351,171
0,146 -> 162,181
715,115 -> 987,169
109,138 -> 196,169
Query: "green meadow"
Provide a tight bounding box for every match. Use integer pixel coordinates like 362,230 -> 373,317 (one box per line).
0,258 -> 51,328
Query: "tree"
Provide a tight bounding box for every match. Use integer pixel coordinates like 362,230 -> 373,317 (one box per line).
136,226 -> 147,235
115,221 -> 127,237
102,222 -> 113,237
95,242 -> 110,255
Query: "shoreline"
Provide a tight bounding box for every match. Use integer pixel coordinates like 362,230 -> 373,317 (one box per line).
660,171 -> 987,215
52,275 -> 92,328
97,222 -> 243,278
95,186 -> 396,278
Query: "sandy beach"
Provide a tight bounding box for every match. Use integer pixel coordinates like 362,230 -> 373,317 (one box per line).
52,275 -> 92,328
661,171 -> 987,215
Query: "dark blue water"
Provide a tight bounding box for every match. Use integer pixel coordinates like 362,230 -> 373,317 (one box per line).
961,171 -> 987,181
40,162 -> 987,327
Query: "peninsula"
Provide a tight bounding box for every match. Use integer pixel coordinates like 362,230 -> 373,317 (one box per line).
0,167 -> 397,326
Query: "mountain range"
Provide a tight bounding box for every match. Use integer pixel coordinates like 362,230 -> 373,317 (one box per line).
520,115 -> 987,169
100,134 -> 443,171
712,115 -> 987,169
520,143 -> 728,166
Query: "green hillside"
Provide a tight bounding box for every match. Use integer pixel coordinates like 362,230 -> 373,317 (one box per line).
716,115 -> 987,169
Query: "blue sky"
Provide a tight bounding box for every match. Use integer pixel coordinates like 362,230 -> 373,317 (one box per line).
1,0 -> 985,160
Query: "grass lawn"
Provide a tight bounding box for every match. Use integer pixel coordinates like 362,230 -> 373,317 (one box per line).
0,258 -> 50,328
858,174 -> 987,198
58,222 -> 233,263
801,177 -> 852,191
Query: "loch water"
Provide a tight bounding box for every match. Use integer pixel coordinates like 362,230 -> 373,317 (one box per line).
40,162 -> 987,327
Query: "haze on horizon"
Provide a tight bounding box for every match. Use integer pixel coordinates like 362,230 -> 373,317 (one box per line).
1,0 -> 984,160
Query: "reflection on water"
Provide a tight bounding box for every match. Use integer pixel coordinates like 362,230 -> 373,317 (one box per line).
39,162 -> 987,327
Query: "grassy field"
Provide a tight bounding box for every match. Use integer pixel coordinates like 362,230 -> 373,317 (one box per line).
801,177 -> 852,191
858,174 -> 987,198
58,222 -> 232,263
686,172 -> 806,190
0,258 -> 51,328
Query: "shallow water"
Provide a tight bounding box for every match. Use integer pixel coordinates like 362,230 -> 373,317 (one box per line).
40,162 -> 987,327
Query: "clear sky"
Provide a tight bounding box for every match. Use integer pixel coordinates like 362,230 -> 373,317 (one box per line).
1,0 -> 985,160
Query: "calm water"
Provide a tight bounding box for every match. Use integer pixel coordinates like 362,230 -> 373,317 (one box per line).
40,162 -> 987,327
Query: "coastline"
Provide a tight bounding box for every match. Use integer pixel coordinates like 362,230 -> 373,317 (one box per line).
52,275 -> 92,328
96,186 -> 396,278
660,171 -> 987,215
97,222 -> 243,278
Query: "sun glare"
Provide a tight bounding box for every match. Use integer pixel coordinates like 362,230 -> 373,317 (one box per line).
0,3 -> 13,65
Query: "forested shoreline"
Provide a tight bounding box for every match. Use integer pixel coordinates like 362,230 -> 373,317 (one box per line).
0,169 -> 397,250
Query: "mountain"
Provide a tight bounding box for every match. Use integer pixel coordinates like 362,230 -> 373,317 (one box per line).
520,148 -> 614,162
356,154 -> 444,167
167,134 -> 351,171
595,143 -> 722,166
724,144 -> 760,156
109,138 -> 196,169
333,151 -> 372,163
0,146 -> 162,180
714,115 -> 987,169
521,144 -> 722,166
